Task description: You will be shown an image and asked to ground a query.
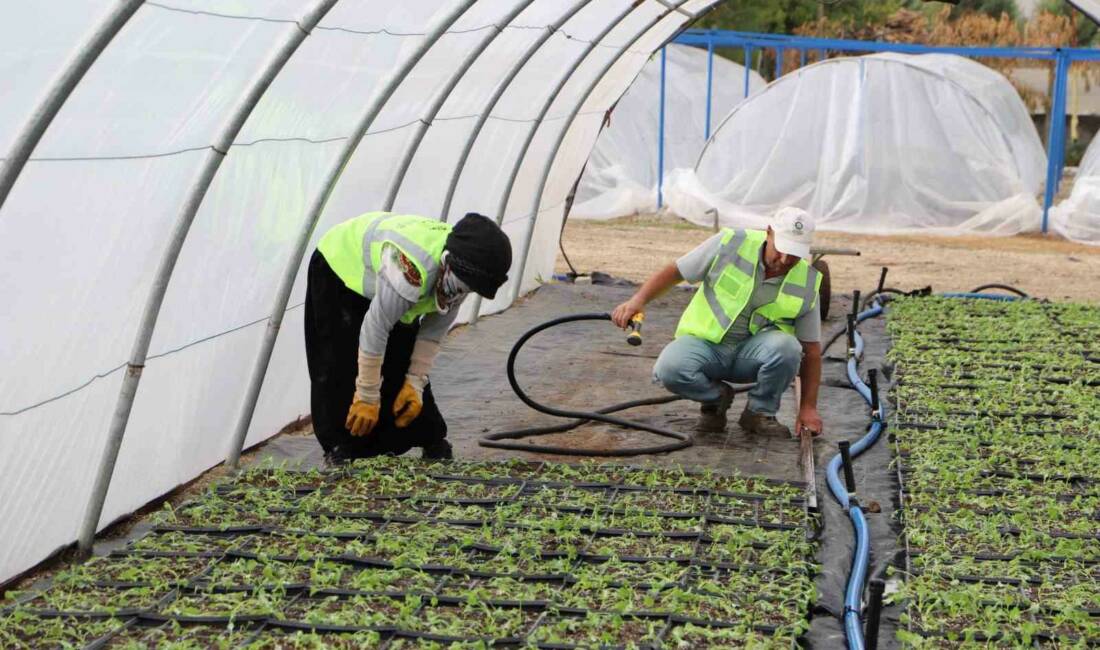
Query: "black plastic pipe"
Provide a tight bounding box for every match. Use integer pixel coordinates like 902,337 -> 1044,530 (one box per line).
866,578 -> 886,650
839,440 -> 856,495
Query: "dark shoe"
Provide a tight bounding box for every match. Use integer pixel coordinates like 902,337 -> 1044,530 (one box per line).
738,407 -> 791,436
421,439 -> 453,460
697,383 -> 736,433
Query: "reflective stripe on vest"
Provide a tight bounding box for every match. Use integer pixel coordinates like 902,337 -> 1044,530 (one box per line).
317,212 -> 451,323
675,229 -> 821,342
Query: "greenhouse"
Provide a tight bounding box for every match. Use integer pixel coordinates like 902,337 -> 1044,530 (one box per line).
570,43 -> 765,220
2,2 -> 1099,649
665,52 -> 1049,236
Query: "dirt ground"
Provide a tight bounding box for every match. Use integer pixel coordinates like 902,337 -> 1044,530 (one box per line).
555,215 -> 1100,303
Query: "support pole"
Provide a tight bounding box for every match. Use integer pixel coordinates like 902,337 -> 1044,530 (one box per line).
800,47 -> 806,69
0,0 -> 145,215
464,1 -> 661,323
509,2 -> 694,306
743,46 -> 752,98
839,440 -> 856,497
381,0 -> 538,212
866,578 -> 886,650
81,0 -> 342,551
774,46 -> 783,79
226,1 -> 478,471
439,0 -> 593,222
705,38 -> 714,140
657,45 -> 667,211
1042,51 -> 1070,234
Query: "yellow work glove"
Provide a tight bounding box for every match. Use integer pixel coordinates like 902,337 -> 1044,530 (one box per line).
393,375 -> 426,428
346,398 -> 380,437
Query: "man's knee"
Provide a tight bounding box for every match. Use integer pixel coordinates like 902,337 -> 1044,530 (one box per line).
653,346 -> 696,391
765,332 -> 803,370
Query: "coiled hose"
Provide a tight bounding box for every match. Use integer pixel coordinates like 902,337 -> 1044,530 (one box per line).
478,313 -> 752,456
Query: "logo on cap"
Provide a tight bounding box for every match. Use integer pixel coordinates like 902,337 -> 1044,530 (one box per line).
794,220 -> 804,232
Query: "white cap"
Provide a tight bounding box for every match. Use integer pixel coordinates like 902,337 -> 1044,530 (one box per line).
770,206 -> 814,259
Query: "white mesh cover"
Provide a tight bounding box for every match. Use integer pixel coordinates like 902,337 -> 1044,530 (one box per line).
665,53 -> 1047,236
1050,137 -> 1100,244
570,44 -> 765,220
0,0 -> 716,583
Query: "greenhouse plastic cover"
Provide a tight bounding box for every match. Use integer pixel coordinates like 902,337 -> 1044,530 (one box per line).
1050,136 -> 1100,244
570,43 -> 765,220
664,52 -> 1048,235
0,0 -> 719,584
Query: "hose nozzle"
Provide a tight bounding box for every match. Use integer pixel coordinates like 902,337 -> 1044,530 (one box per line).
627,312 -> 644,346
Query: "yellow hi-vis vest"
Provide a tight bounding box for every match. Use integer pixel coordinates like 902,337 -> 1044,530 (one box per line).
317,212 -> 451,324
675,228 -> 822,343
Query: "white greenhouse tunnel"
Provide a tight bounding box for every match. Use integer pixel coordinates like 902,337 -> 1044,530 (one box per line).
570,43 -> 766,220
1050,136 -> 1100,244
0,0 -> 722,585
665,52 -> 1050,237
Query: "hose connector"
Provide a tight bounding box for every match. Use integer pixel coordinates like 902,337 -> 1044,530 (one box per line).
626,312 -> 644,347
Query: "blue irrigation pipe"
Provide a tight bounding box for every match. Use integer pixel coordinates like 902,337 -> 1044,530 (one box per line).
824,300 -> 886,650
705,38 -> 714,140
939,292 -> 1021,301
658,45 -> 667,211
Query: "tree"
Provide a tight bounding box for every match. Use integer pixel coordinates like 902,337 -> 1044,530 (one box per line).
947,0 -> 1019,20
1037,0 -> 1098,45
696,0 -> 903,34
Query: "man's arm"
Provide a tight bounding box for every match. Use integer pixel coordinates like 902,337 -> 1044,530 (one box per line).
794,341 -> 823,435
610,263 -> 683,328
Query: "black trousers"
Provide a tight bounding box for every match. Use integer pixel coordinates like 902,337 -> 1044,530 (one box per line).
304,249 -> 447,457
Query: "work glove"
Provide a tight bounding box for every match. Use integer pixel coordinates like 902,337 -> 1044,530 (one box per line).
346,397 -> 380,437
394,374 -> 427,428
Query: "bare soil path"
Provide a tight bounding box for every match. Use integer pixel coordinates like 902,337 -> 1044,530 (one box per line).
556,216 -> 1100,303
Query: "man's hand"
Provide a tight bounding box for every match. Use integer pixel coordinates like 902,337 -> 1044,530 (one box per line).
794,405 -> 823,438
611,297 -> 645,329
394,375 -> 426,428
346,398 -> 380,437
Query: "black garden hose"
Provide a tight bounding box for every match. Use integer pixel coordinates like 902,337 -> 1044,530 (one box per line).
967,283 -> 1029,298
478,313 -> 752,456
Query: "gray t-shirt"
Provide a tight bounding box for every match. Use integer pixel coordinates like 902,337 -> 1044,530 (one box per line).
676,233 -> 821,344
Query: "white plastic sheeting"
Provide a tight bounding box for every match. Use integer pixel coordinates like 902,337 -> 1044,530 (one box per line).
1050,139 -> 1100,244
571,44 -> 765,219
0,0 -> 716,584
665,53 -> 1047,235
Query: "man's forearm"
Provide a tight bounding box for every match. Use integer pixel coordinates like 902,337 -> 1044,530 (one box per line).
799,343 -> 822,409
630,263 -> 683,306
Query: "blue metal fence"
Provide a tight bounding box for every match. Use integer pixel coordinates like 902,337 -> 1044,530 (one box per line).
655,29 -> 1100,233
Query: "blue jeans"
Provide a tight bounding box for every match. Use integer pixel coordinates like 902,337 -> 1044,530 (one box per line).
653,330 -> 803,416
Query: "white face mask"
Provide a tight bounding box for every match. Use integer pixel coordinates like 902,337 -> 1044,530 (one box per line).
435,253 -> 470,313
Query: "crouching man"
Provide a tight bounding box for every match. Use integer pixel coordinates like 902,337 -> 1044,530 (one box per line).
306,211 -> 512,462
611,208 -> 824,437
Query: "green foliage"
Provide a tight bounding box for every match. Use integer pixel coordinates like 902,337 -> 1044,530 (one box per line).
888,297 -> 1100,647
697,0 -> 905,34
0,458 -> 818,647
946,0 -> 1020,20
